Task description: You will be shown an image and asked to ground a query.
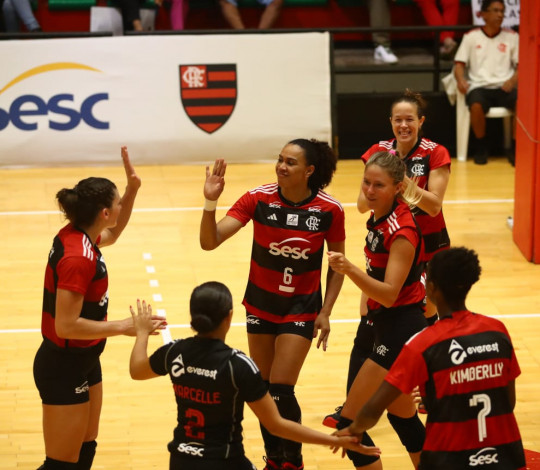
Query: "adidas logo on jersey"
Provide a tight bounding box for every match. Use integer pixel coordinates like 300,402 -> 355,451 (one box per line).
267,214 -> 277,221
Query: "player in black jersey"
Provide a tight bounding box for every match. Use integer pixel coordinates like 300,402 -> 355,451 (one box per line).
33,147 -> 166,470
129,282 -> 381,470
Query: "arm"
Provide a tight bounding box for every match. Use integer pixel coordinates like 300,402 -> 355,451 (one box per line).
55,289 -> 166,340
507,380 -> 516,410
130,299 -> 161,380
328,236 -> 415,308
403,165 -> 450,217
454,62 -> 469,95
248,393 -> 381,456
502,67 -> 518,93
314,240 -> 345,351
337,381 -> 403,438
199,159 -> 244,250
99,146 -> 141,248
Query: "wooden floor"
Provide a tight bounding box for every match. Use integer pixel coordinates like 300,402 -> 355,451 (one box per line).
1,156 -> 539,469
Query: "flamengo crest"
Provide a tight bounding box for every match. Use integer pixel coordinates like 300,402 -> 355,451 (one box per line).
179,64 -> 237,134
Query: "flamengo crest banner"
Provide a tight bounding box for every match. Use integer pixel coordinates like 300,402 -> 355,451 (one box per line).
179,64 -> 237,134
0,34 -> 331,167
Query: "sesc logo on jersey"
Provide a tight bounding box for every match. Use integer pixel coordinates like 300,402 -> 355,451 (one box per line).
179,64 -> 237,134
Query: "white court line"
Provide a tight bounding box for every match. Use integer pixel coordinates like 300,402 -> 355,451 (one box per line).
3,313 -> 539,334
0,198 -> 515,217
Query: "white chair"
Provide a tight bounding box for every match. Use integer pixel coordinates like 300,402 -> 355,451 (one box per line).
456,91 -> 513,162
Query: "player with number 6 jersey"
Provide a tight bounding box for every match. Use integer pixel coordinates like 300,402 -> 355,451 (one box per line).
199,139 -> 345,470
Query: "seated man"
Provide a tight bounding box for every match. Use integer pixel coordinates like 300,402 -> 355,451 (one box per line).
454,0 -> 518,165
219,0 -> 283,29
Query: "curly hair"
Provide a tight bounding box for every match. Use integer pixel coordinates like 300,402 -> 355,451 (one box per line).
427,247 -> 482,305
288,138 -> 337,192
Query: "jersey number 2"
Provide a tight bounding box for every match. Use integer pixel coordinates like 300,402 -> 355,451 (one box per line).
184,408 -> 205,440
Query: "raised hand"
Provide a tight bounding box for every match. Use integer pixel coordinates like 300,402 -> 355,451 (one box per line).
121,146 -> 142,191
204,159 -> 227,201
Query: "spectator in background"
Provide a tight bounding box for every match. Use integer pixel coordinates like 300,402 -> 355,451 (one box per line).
168,0 -> 187,29
454,0 -> 518,165
367,0 -> 399,64
414,0 -> 460,59
219,0 -> 283,29
2,0 -> 42,32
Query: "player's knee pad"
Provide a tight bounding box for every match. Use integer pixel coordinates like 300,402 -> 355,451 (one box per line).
269,383 -> 301,423
387,412 -> 425,453
336,417 -> 380,467
43,457 -> 77,469
77,440 -> 97,470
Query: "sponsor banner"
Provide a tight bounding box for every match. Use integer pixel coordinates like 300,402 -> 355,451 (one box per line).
0,33 -> 331,167
471,0 -> 520,28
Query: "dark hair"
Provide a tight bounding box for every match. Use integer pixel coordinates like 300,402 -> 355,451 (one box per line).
190,282 -> 233,334
56,177 -> 117,228
481,0 -> 504,12
427,247 -> 482,304
288,138 -> 337,192
365,151 -> 406,184
390,88 -> 427,119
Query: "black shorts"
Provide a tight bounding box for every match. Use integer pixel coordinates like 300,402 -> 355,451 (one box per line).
169,452 -> 256,470
33,341 -> 104,405
246,313 -> 315,341
368,305 -> 427,370
466,87 -> 517,114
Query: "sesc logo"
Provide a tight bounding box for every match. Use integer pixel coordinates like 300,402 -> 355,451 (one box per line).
469,447 -> 499,466
269,238 -> 311,260
0,62 -> 109,132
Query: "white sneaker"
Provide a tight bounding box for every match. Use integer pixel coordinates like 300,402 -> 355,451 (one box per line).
374,45 -> 398,64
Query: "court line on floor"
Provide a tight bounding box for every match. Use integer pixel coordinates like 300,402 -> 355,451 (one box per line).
2,313 -> 539,334
0,199 -> 515,217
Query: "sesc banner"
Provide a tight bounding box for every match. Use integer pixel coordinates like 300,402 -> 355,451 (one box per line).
0,33 -> 331,167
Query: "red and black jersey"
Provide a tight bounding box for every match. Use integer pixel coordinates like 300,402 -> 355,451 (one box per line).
386,310 -> 525,469
227,183 -> 345,323
41,224 -> 108,351
362,138 -> 451,261
149,337 -> 267,460
365,199 -> 425,313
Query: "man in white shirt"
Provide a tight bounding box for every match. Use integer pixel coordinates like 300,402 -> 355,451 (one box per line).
454,0 -> 518,165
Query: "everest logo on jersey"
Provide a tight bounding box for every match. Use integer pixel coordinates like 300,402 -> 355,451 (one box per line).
449,339 -> 501,365
179,64 -> 237,134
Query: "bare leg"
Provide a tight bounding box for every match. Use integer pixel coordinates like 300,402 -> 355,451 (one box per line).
470,102 -> 486,139
219,0 -> 245,29
258,0 -> 283,29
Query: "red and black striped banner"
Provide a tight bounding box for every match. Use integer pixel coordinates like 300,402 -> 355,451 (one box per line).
179,64 -> 237,134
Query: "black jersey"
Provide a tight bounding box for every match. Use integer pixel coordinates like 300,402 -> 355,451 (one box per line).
149,336 -> 267,460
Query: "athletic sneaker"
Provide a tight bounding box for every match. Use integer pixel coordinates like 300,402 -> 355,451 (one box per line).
262,456 -> 281,470
322,404 -> 343,429
374,45 -> 398,64
473,147 -> 488,165
282,462 -> 305,470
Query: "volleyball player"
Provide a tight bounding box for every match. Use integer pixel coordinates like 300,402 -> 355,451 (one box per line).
327,151 -> 427,469
199,138 -> 345,470
33,147 -> 166,470
337,247 -> 526,469
129,282 -> 381,470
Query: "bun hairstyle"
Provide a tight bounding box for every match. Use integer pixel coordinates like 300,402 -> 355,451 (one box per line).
427,247 -> 482,304
190,282 -> 233,334
390,88 -> 427,119
56,177 -> 117,228
288,138 -> 337,192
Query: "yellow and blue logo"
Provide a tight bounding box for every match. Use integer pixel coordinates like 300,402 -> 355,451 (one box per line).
0,62 -> 109,131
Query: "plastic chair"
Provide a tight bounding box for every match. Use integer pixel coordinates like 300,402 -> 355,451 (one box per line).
456,91 -> 513,162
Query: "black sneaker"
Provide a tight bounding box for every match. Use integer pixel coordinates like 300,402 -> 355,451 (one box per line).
322,405 -> 343,429
262,456 -> 281,470
473,147 -> 488,165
